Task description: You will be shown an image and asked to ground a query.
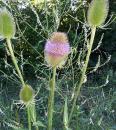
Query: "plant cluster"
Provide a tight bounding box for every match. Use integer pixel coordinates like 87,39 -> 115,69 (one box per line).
0,0 -> 115,130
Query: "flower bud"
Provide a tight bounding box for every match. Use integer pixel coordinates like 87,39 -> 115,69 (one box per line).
44,32 -> 70,67
0,9 -> 16,39
20,84 -> 34,104
87,0 -> 109,27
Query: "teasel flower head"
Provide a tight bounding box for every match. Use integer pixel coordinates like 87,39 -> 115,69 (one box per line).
20,84 -> 34,105
87,0 -> 109,27
44,32 -> 70,68
0,8 -> 16,39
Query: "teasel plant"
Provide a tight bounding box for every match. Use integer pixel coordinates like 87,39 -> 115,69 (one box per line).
19,84 -> 39,130
0,8 -> 39,130
0,8 -> 25,86
69,0 -> 110,124
44,32 -> 70,130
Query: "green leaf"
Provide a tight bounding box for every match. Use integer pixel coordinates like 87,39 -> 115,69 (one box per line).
33,121 -> 46,128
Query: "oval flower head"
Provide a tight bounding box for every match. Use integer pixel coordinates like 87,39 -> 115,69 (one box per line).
87,0 -> 109,27
44,32 -> 70,68
20,84 -> 34,105
0,8 -> 16,39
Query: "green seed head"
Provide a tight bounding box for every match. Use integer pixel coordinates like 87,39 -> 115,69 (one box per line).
0,9 -> 16,39
87,0 -> 109,27
20,84 -> 34,104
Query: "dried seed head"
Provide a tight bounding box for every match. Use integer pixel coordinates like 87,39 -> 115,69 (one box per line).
0,9 -> 16,39
87,0 -> 109,27
20,84 -> 34,104
44,32 -> 70,67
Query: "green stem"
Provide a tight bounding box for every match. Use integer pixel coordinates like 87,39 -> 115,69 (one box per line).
6,38 -> 25,86
36,126 -> 39,130
48,67 -> 56,130
27,106 -> 31,130
69,27 -> 96,123
34,104 -> 39,130
33,110 -> 39,130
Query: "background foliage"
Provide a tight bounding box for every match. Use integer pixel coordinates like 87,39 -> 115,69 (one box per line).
0,0 -> 116,130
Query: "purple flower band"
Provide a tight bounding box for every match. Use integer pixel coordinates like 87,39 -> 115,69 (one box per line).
45,41 -> 70,56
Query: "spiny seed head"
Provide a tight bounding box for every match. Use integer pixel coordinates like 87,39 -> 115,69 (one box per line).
44,32 -> 70,68
0,8 -> 16,39
20,84 -> 34,104
87,0 -> 109,27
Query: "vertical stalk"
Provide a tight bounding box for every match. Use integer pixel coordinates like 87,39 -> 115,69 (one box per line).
27,106 -> 31,130
6,38 -> 25,86
36,126 -> 39,130
69,27 -> 96,123
48,67 -> 56,130
32,103 -> 39,130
